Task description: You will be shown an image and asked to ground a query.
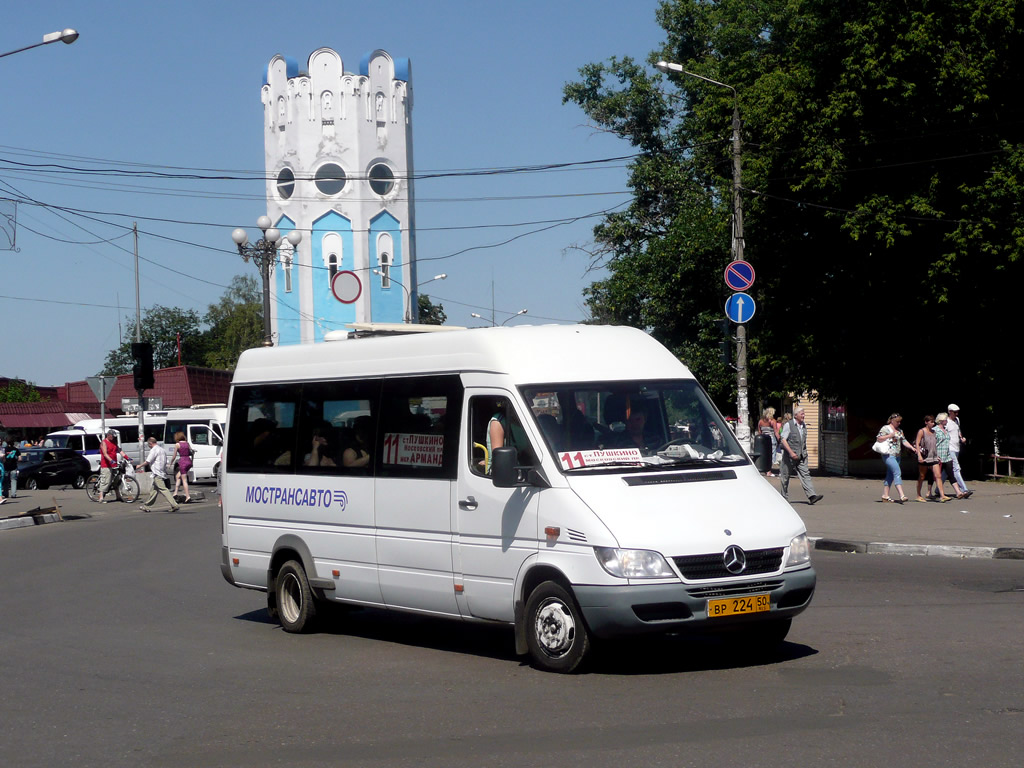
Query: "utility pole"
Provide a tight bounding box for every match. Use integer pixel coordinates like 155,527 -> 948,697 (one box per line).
134,222 -> 145,459
730,99 -> 750,451
656,60 -> 751,451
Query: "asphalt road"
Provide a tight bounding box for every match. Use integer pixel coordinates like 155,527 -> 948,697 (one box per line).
1,493 -> 1023,767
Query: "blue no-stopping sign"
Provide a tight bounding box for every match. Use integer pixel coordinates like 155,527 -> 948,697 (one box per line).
725,292 -> 756,324
724,260 -> 755,291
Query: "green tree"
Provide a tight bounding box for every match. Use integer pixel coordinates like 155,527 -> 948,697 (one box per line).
418,294 -> 447,325
0,379 -> 44,403
204,274 -> 263,369
566,0 -> 1024,434
101,306 -> 206,375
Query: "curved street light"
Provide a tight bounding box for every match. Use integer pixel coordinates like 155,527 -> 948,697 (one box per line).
0,29 -> 79,59
232,217 -> 302,346
418,273 -> 446,288
500,309 -> 528,326
472,308 -> 528,326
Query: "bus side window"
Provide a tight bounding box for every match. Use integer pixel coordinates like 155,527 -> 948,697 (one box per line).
469,396 -> 536,477
226,385 -> 299,473
376,375 -> 463,480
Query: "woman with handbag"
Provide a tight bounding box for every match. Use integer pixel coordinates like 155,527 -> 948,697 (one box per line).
171,431 -> 193,503
913,415 -> 947,502
874,413 -> 919,503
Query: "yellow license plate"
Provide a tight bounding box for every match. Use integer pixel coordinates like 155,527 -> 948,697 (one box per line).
707,593 -> 770,617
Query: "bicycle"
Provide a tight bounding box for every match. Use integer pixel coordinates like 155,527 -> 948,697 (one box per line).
85,459 -> 140,503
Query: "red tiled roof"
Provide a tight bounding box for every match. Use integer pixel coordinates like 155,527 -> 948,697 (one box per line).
0,401 -> 100,430
2,367 -> 231,428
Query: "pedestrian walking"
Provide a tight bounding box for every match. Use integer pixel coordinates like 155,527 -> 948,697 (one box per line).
779,407 -> 823,504
874,413 -> 919,503
758,407 -> 780,477
945,404 -> 972,498
3,442 -> 19,499
934,412 -> 966,499
137,436 -> 180,513
171,431 -> 193,503
913,415 -> 948,502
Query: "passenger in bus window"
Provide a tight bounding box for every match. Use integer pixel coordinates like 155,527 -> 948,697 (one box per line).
305,423 -> 337,467
342,415 -> 372,468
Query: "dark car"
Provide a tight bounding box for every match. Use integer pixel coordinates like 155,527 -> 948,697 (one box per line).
16,448 -> 90,491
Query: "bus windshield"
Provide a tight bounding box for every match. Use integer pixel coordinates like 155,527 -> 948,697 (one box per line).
521,380 -> 747,472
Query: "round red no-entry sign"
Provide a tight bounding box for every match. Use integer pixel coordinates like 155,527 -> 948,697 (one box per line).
331,270 -> 362,304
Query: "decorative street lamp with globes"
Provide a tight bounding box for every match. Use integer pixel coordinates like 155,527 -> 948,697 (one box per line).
232,216 -> 302,346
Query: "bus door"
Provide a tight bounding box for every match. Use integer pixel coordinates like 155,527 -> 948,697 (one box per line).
374,376 -> 463,616
454,391 -> 540,622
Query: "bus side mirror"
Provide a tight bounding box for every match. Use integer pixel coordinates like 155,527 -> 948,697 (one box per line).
491,446 -> 549,489
491,447 -> 519,487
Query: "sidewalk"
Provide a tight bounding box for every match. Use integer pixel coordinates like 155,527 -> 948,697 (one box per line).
779,475 -> 1024,559
3,476 -> 1023,559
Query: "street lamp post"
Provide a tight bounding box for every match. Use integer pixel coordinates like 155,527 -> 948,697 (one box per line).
0,28 -> 79,59
501,309 -> 528,326
656,60 -> 750,451
372,269 -> 444,323
472,308 -> 528,326
232,216 -> 302,346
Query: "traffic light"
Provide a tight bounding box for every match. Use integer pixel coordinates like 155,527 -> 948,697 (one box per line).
715,319 -> 731,365
131,342 -> 154,390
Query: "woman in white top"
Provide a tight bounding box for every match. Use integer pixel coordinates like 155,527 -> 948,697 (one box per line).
875,413 -> 920,503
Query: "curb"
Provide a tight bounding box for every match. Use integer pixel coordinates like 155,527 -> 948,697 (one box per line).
0,512 -> 62,531
811,537 -> 1024,560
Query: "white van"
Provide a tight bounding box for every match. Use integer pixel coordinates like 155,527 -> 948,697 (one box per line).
219,325 -> 815,672
71,413 -> 168,465
43,427 -> 109,471
163,406 -> 226,481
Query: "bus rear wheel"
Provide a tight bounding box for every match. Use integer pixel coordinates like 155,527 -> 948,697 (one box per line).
275,560 -> 317,633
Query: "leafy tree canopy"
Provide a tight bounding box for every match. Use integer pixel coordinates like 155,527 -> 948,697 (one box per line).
0,379 -> 44,403
565,0 -> 1024,434
101,274 -> 262,375
418,294 -> 447,325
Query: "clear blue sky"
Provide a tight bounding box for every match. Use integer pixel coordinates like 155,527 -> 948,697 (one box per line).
1,0 -> 664,386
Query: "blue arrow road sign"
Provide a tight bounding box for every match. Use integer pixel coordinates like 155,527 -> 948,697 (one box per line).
724,260 -> 755,291
725,292 -> 756,323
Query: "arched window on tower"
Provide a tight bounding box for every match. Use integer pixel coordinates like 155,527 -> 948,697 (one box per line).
377,232 -> 394,289
279,242 -> 294,293
322,232 -> 342,291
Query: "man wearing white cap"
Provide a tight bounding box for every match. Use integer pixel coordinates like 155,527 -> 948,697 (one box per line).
945,404 -> 972,498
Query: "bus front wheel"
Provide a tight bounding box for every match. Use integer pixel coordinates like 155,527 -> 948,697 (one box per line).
524,581 -> 590,673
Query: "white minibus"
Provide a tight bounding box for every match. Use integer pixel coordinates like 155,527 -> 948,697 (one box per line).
219,325 -> 816,672
43,427 -> 109,471
71,413 -> 168,465
163,406 -> 226,481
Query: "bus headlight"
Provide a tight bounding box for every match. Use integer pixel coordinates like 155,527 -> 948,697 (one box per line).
785,534 -> 811,567
594,547 -> 675,579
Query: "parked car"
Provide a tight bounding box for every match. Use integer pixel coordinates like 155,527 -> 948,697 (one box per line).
16,448 -> 91,490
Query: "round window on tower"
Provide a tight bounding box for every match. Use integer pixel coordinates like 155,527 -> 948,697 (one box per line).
276,168 -> 295,200
315,163 -> 347,196
368,163 -> 395,196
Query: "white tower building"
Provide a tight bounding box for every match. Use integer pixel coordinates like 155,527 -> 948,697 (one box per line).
261,48 -> 416,343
